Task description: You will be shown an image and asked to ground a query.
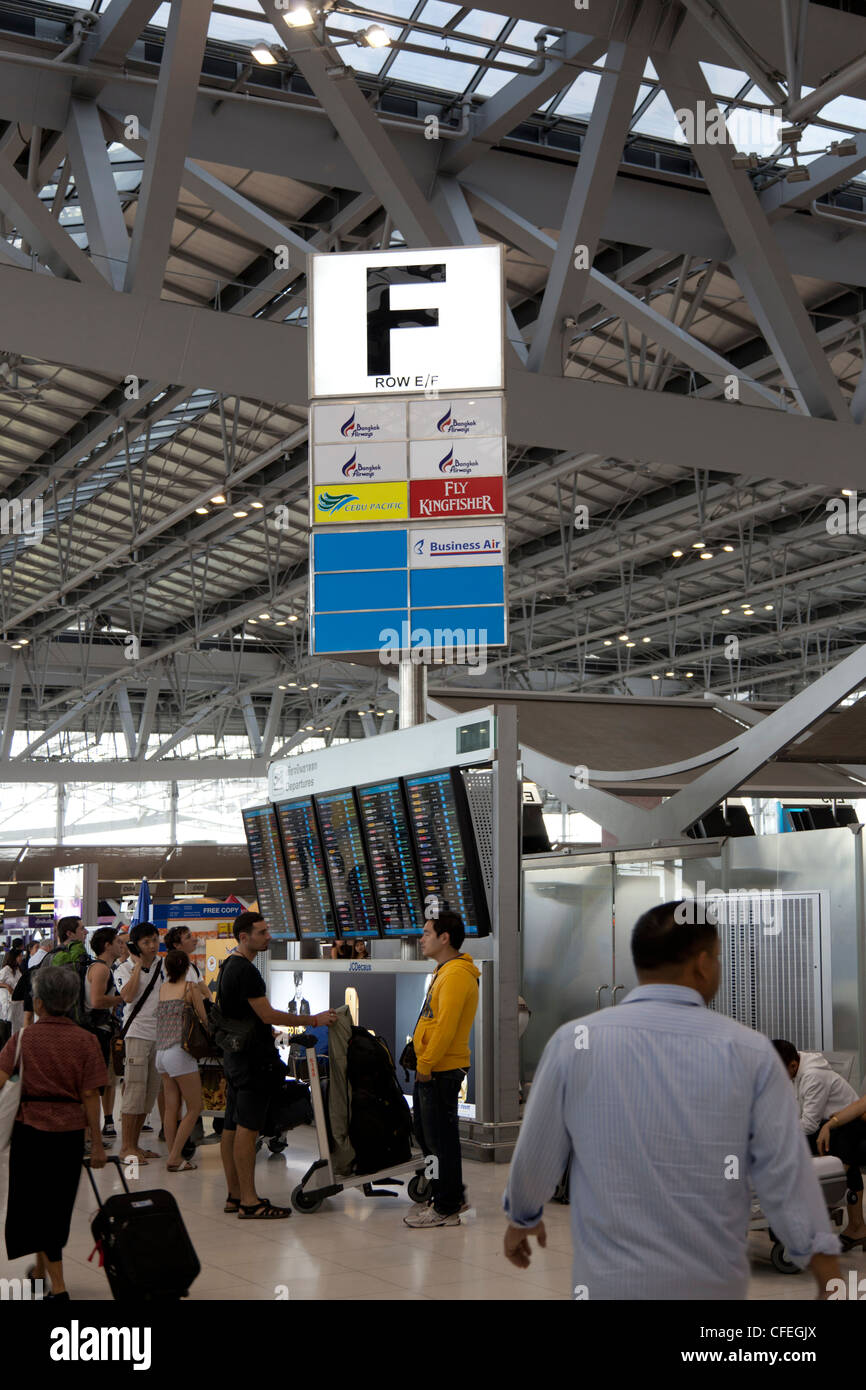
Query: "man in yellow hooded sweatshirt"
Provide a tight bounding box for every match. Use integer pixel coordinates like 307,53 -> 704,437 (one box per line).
404,911 -> 480,1229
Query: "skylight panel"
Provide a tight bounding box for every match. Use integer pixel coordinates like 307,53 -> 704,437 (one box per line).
385,41 -> 483,94
420,0 -> 464,23
630,88 -> 683,142
698,61 -> 750,99
455,11 -> 509,41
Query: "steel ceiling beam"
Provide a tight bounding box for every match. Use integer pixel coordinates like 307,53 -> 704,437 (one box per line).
123,0 -> 212,297
655,52 -> 850,423
439,31 -> 606,176
527,37 -> 647,374
65,97 -> 130,289
77,0 -> 167,72
0,158 -> 103,285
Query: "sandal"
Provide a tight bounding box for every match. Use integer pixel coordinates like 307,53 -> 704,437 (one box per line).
840,1233 -> 866,1251
224,1195 -> 241,1213
238,1199 -> 292,1220
166,1161 -> 197,1172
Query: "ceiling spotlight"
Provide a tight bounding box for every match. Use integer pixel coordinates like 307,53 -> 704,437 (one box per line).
248,618 -> 258,625
692,541 -> 705,549
233,509 -> 248,518
301,685 -> 309,691
10,642 -> 21,650
310,682 -> 319,688
385,707 -> 394,713
642,636 -> 651,643
626,641 -> 636,648
376,709 -> 385,716
743,609 -> 754,616
651,674 -> 660,681
251,40 -> 290,63
665,670 -> 675,677
305,724 -> 314,731
700,551 -> 713,560
764,603 -> 773,610
618,633 -> 629,641
288,614 -> 299,623
740,602 -> 751,608
195,506 -> 209,515
251,501 -> 264,510
722,544 -> 734,553
275,620 -> 287,627
259,612 -> 271,620
288,681 -> 297,687
278,684 -> 287,690
685,671 -> 694,678
842,489 -> 855,497
283,3 -> 316,28
671,549 -> 683,558
721,607 -> 731,615
358,24 -> 391,48
210,493 -> 226,505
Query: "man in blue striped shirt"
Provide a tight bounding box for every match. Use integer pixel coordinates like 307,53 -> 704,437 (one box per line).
503,901 -> 842,1299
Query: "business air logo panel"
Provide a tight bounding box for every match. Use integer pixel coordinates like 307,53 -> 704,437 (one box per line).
313,481 -> 408,525
312,441 -> 407,488
409,524 -> 505,568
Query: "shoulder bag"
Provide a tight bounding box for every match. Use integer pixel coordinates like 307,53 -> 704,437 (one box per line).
182,986 -> 215,1061
111,960 -> 162,1079
208,958 -> 259,1055
0,1029 -> 24,1150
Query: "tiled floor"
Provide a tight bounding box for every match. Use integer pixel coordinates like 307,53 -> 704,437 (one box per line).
1,1126 -> 862,1300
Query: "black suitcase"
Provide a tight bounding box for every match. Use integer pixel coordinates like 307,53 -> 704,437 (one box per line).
84,1155 -> 200,1300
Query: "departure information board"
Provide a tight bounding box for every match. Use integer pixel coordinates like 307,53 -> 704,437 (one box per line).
404,769 -> 490,936
314,789 -> 381,939
276,797 -> 337,940
242,805 -> 297,940
356,779 -> 423,936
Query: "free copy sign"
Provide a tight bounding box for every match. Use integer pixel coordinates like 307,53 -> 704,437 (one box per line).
309,246 -> 504,398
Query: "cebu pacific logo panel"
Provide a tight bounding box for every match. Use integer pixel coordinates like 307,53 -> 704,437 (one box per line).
314,482 -> 408,524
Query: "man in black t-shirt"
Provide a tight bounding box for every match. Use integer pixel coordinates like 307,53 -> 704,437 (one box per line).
218,911 -> 336,1219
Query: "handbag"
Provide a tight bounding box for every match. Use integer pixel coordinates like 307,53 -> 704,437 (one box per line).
208,959 -> 258,1054
112,959 -> 162,1077
399,977 -> 437,1080
182,1002 -> 214,1061
0,1029 -> 24,1150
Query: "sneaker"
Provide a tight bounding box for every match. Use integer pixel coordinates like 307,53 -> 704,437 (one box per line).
102,1121 -> 116,1139
403,1206 -> 461,1228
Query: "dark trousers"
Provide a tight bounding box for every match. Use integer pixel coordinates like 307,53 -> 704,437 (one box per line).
413,1069 -> 466,1216
807,1118 -> 866,1195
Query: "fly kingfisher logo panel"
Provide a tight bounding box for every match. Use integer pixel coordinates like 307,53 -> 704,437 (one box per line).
410,478 -> 505,519
309,247 -> 504,398
408,395 -> 504,439
409,437 -> 505,482
312,441 -> 407,487
313,482 -> 409,525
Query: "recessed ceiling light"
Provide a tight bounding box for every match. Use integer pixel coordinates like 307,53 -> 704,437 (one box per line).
740,602 -> 750,608
665,670 -> 675,677
743,609 -> 754,616
18,638 -> 28,645
305,724 -> 314,731
301,685 -> 309,690
671,549 -> 683,558
385,708 -> 394,713
618,634 -> 628,641
376,710 -> 385,716
248,619 -> 257,625
288,615 -> 299,623
700,551 -> 713,560
722,544 -> 734,553
233,509 -> 248,518
692,541 -> 705,549
250,501 -> 264,509
721,608 -> 731,615
288,681 -> 297,687
764,603 -> 773,610
603,639 -> 613,646
842,489 -> 855,497
275,620 -> 287,627
259,612 -> 271,620
651,674 -> 660,680
278,684 -> 287,690
10,642 -> 21,650
310,682 -> 319,688
210,494 -> 226,505
626,641 -> 636,648
195,506 -> 209,515
685,671 -> 694,678
642,636 -> 651,643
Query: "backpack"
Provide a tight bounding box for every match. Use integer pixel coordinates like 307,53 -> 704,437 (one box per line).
345,1028 -> 413,1175
44,943 -> 89,1025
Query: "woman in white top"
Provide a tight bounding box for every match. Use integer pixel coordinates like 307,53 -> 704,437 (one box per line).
155,950 -> 208,1172
0,945 -> 24,1041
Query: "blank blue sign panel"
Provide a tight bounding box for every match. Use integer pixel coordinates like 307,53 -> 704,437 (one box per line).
314,569 -> 409,612
314,528 -> 407,572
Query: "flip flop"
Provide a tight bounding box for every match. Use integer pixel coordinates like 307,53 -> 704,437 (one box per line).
137,1149 -> 159,1159
167,1161 -> 197,1172
840,1233 -> 866,1251
120,1153 -> 149,1166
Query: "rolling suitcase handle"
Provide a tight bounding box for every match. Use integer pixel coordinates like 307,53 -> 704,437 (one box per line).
83,1153 -> 132,1206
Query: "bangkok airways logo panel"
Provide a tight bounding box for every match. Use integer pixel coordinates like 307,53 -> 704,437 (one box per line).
312,441 -> 407,488
409,437 -> 504,482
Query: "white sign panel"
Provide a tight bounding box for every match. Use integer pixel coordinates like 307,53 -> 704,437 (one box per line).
309,246 -> 504,398
268,708 -> 496,800
311,399 -> 407,444
409,395 -> 504,439
313,441 -> 407,486
409,524 -> 506,568
409,437 -> 505,481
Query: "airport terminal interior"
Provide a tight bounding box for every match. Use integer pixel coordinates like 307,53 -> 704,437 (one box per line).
3,0 -> 866,1319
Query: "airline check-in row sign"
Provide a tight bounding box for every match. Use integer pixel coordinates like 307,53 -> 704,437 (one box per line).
306,246 -> 507,657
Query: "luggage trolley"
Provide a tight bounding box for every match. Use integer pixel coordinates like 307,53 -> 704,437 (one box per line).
290,1042 -> 429,1214
749,1154 -> 849,1273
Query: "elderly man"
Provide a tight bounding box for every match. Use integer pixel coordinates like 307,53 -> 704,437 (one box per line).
503,901 -> 842,1300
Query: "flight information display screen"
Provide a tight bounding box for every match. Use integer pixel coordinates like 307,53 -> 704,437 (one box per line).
356,779 -> 423,936
404,769 -> 490,937
314,789 -> 380,939
276,797 -> 337,940
241,805 -> 297,940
